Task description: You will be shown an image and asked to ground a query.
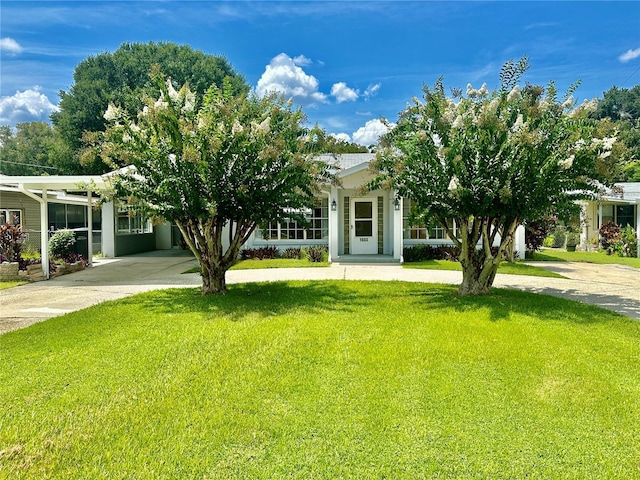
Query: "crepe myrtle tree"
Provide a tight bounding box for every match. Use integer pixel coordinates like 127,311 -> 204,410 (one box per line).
96,71 -> 331,294
372,58 -> 616,295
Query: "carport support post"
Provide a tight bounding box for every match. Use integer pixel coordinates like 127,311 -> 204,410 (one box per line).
636,200 -> 639,259
41,189 -> 49,279
87,190 -> 93,267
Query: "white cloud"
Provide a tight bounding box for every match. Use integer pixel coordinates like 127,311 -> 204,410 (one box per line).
364,83 -> 381,99
619,48 -> 640,63
331,82 -> 359,103
0,37 -> 23,55
293,55 -> 312,66
329,132 -> 351,143
256,53 -> 327,104
352,119 -> 392,146
0,87 -> 58,125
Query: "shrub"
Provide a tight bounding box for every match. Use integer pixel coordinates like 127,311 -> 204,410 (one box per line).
306,245 -> 328,263
282,247 -> 302,259
542,235 -> 556,248
49,229 -> 76,259
544,225 -> 566,248
613,226 -> 637,258
403,244 -> 461,262
599,221 -> 621,255
565,232 -> 580,247
0,223 -> 27,263
525,216 -> 557,252
240,246 -> 279,260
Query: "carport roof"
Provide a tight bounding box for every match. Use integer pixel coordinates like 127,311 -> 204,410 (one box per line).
0,174 -> 110,192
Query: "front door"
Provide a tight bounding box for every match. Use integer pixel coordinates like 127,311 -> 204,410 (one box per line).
350,198 -> 378,254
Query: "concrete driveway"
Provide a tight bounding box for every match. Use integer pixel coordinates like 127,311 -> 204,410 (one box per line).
1,252 -> 639,334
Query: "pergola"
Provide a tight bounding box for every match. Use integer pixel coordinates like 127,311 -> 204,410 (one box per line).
0,174 -> 110,279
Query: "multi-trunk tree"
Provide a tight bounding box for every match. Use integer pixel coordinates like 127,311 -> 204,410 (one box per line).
97,71 -> 331,294
373,58 -> 616,295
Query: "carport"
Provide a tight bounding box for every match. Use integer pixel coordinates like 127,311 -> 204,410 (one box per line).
0,174 -> 110,279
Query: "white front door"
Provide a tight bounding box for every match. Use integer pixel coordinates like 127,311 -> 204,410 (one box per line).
350,198 -> 378,254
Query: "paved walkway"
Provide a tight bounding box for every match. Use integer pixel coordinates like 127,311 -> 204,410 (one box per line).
1,251 -> 639,334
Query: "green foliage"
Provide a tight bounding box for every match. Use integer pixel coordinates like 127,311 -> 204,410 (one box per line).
51,41 -> 249,174
403,244 -> 460,262
524,216 -> 557,251
608,225 -> 638,257
0,223 -> 26,262
97,72 -> 332,293
48,229 -> 76,258
240,246 -> 279,260
373,57 -> 614,294
304,245 -> 328,262
0,122 -> 59,175
304,124 -> 369,153
2,282 -> 638,478
598,220 -> 621,254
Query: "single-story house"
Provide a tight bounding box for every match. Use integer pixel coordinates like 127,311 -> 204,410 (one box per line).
242,153 -> 526,261
579,182 -> 640,256
1,153 -> 531,277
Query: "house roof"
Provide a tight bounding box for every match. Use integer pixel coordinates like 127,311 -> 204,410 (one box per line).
316,153 -> 375,179
601,182 -> 640,204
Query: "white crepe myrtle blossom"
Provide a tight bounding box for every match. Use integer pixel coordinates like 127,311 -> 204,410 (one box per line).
558,155 -> 574,169
372,58 -> 614,296
103,103 -> 123,122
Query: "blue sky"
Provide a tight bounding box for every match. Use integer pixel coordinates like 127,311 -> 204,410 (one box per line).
1,1 -> 639,145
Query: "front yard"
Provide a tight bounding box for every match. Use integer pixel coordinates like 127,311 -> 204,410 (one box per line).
1,281 -> 638,479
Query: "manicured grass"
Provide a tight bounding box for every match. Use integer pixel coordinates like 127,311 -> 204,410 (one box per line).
184,258 -> 329,274
2,281 -> 638,479
0,280 -> 27,290
404,259 -> 566,278
531,249 -> 640,268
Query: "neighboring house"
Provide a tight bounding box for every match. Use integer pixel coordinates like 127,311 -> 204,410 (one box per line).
244,153 -> 526,261
579,182 -> 640,256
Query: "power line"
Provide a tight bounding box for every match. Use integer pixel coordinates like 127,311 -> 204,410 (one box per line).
0,160 -> 58,170
620,63 -> 640,88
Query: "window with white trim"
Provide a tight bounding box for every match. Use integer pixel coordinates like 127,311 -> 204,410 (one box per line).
0,209 -> 22,228
259,198 -> 329,241
402,200 -> 456,240
116,205 -> 152,234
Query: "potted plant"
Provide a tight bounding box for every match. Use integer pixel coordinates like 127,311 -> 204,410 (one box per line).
565,232 -> 580,252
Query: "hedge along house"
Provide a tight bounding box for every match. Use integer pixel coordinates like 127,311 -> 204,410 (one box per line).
0,174 -> 176,278
579,182 -> 640,257
242,153 -> 527,262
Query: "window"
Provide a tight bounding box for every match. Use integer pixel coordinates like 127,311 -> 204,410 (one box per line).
259,198 -> 329,241
117,205 -> 151,234
402,200 -> 455,240
617,205 -> 636,228
601,204 -> 636,229
0,209 -> 22,227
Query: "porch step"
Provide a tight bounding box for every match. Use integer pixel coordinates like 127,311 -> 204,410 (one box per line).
331,255 -> 401,266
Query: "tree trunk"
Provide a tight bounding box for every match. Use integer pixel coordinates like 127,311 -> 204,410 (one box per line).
458,256 -> 499,296
200,261 -> 228,295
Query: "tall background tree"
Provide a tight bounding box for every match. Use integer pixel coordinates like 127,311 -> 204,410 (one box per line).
592,85 -> 640,182
96,72 -> 331,294
373,58 -> 616,295
51,42 -> 248,174
0,122 -> 59,175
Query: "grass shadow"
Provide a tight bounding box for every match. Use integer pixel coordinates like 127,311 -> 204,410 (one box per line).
408,284 -> 627,324
128,281 -> 368,322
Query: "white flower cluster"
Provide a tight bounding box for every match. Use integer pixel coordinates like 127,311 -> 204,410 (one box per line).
103,103 -> 123,121
569,98 -> 598,117
466,83 -> 488,98
592,136 -> 616,159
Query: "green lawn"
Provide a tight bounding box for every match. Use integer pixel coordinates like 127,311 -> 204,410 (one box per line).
2,281 -> 638,479
404,259 -> 565,278
184,258 -> 329,274
0,280 -> 27,290
531,249 -> 640,268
